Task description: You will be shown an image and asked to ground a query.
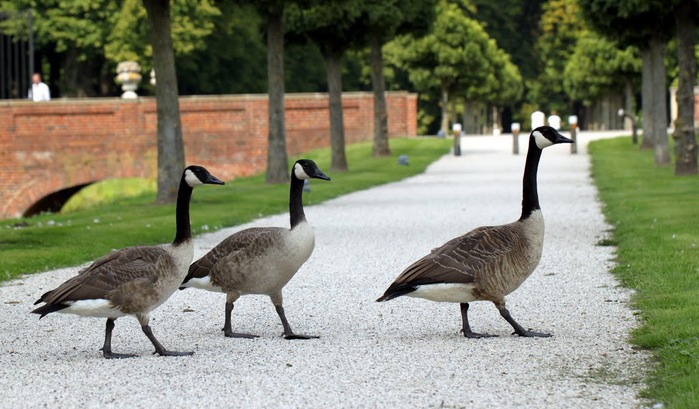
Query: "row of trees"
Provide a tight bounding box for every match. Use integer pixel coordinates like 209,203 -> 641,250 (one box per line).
1,0 -> 697,199
577,0 -> 698,175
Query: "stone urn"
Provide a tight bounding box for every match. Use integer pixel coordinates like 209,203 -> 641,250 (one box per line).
115,61 -> 142,99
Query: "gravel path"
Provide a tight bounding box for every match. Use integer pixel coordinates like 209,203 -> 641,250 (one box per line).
0,132 -> 649,408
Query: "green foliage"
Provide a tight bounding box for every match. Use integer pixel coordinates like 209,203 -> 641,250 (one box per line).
355,0 -> 436,43
176,2 -> 267,95
0,138 -> 451,281
577,0 -> 675,47
384,0 -> 521,104
472,0 -> 542,80
528,0 -> 586,113
0,0 -> 219,95
590,137 -> 699,408
285,0 -> 364,54
563,33 -> 641,103
106,0 -> 220,65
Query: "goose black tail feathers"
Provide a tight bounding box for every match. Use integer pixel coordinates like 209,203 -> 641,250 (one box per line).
376,284 -> 417,302
31,302 -> 69,318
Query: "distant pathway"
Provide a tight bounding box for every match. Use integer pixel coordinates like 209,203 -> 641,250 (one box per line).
0,131 -> 648,408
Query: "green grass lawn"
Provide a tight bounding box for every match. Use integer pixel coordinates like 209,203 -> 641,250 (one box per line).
0,137 -> 451,282
589,136 -> 699,408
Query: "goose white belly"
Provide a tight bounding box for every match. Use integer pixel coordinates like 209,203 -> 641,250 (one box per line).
59,299 -> 127,319
409,283 -> 478,303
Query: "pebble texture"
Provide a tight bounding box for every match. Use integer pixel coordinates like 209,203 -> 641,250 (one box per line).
0,132 -> 649,408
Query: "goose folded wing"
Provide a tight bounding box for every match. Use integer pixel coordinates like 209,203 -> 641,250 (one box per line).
393,226 -> 516,286
39,246 -> 169,304
186,227 -> 274,280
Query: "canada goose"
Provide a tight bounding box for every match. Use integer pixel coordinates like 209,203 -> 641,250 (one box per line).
180,159 -> 330,340
377,126 -> 573,338
32,165 -> 224,358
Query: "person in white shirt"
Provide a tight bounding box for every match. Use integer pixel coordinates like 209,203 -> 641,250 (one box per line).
28,73 -> 50,101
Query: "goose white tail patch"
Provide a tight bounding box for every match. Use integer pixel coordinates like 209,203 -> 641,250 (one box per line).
184,169 -> 204,187
409,283 -> 477,303
294,163 -> 310,180
62,299 -> 126,319
533,130 -> 554,149
183,276 -> 225,293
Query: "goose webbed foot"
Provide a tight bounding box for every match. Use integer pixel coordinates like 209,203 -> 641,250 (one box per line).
141,325 -> 194,357
511,329 -> 552,338
153,349 -> 195,357
282,332 -> 319,340
276,305 -> 318,341
102,349 -> 138,359
223,328 -> 259,339
498,307 -> 552,338
461,329 -> 498,339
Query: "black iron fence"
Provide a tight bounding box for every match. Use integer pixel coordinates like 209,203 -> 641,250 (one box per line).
0,10 -> 34,100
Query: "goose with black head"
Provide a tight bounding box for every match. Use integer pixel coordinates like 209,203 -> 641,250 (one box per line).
32,165 -> 224,358
181,159 -> 330,340
377,126 -> 573,338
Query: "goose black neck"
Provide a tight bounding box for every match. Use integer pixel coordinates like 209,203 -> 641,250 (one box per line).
173,179 -> 193,245
289,175 -> 307,228
520,138 -> 543,221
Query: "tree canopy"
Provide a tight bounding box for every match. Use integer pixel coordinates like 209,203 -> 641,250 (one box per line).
563,33 -> 640,104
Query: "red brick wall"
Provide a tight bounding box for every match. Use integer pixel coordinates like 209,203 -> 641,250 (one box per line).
0,91 -> 417,218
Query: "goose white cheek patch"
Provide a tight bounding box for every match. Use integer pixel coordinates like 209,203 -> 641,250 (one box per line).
294,163 -> 310,180
533,131 -> 554,149
184,169 -> 204,187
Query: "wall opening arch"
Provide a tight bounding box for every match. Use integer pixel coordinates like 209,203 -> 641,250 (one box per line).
23,182 -> 94,217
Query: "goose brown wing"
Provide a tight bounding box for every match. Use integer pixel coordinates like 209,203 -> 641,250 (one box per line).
185,227 -> 278,281
37,246 -> 168,304
393,226 -> 516,286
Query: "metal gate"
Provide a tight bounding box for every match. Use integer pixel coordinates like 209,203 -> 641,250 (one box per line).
0,10 -> 34,100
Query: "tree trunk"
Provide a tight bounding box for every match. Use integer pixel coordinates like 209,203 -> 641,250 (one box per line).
623,77 -> 634,130
144,0 -> 186,204
369,35 -> 390,157
440,85 -> 449,135
649,37 -> 670,165
640,46 -> 654,150
324,49 -> 348,171
672,2 -> 698,175
265,3 -> 289,184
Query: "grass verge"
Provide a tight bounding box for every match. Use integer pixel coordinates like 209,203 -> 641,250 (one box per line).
0,137 -> 451,282
589,136 -> 699,408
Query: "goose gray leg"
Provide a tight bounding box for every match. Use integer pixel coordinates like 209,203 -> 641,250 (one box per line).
101,318 -> 137,359
223,301 -> 258,339
496,305 -> 552,338
141,325 -> 194,356
460,303 -> 497,338
274,305 -> 318,340
137,314 -> 194,356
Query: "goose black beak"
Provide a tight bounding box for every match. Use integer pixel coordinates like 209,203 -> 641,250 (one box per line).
205,174 -> 225,185
555,132 -> 574,144
313,169 -> 331,181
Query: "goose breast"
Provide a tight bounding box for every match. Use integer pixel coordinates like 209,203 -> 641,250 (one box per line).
209,221 -> 316,294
